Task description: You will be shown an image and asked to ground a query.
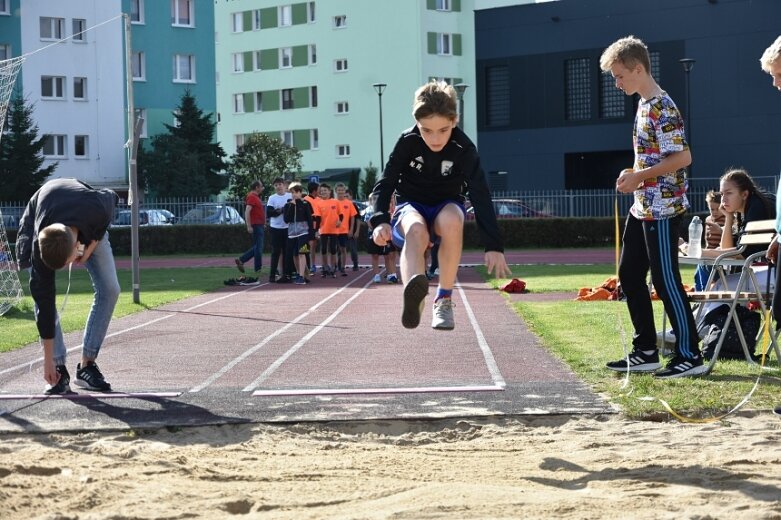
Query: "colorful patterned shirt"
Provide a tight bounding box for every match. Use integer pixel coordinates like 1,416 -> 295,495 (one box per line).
631,91 -> 690,220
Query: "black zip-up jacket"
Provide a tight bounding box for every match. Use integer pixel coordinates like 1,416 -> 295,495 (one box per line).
283,198 -> 314,237
15,178 -> 118,339
369,125 -> 503,252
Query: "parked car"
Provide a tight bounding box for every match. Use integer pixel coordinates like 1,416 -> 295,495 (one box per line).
112,209 -> 174,227
0,207 -> 25,230
153,209 -> 178,224
465,199 -> 552,220
179,203 -> 245,225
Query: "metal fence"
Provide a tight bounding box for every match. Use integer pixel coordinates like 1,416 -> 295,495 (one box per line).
0,175 -> 776,227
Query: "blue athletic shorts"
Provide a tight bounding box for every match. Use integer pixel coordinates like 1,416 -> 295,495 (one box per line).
390,200 -> 465,250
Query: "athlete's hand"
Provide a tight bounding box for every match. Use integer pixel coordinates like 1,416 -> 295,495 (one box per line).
615,168 -> 639,194
372,223 -> 391,246
43,356 -> 59,387
485,251 -> 512,279
767,240 -> 779,264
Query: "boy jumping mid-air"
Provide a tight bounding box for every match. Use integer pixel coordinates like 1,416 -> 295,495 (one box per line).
370,81 -> 511,330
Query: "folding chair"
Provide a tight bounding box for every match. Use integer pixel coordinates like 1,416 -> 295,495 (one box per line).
685,219 -> 781,374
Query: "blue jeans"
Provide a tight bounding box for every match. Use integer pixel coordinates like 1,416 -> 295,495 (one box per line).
239,224 -> 265,272
51,233 -> 120,366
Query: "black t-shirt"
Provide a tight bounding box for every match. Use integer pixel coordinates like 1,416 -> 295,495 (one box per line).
16,178 -> 118,339
370,125 -> 503,252
735,192 -> 774,258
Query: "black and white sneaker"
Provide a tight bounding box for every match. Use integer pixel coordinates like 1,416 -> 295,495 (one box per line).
653,356 -> 708,379
605,349 -> 661,373
401,274 -> 429,329
75,362 -> 112,391
773,406 -> 781,417
44,365 -> 71,395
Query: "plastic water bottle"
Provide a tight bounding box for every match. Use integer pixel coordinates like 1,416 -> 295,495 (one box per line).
688,216 -> 703,258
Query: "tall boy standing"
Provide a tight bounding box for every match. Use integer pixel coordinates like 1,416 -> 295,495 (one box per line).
266,177 -> 292,283
371,81 -> 510,330
758,34 -> 781,416
234,180 -> 265,274
600,36 -> 705,378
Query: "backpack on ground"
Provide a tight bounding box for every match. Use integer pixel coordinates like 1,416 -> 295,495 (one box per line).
699,304 -> 761,361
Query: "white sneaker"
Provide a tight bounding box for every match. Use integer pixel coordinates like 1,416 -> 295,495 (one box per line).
372,274 -> 382,283
431,298 -> 455,330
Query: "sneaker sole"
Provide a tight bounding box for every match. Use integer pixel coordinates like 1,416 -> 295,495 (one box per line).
653,364 -> 708,379
74,379 -> 112,392
605,362 -> 661,373
432,320 -> 454,331
402,274 -> 429,329
44,383 -> 72,395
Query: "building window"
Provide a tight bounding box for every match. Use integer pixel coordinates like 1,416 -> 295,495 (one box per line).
254,51 -> 262,70
255,92 -> 262,112
135,108 -> 147,137
310,129 -> 318,149
40,17 -> 65,40
565,57 -> 591,121
280,47 -> 292,68
173,54 -> 195,82
131,0 -> 144,24
486,65 -> 510,127
336,144 -> 350,157
235,134 -> 245,149
231,12 -> 242,33
0,44 -> 9,61
279,5 -> 292,27
437,33 -> 452,55
132,51 -> 145,80
232,53 -> 243,73
43,135 -> 66,157
253,9 -> 261,30
599,70 -> 624,119
310,86 -> 317,108
73,77 -> 87,100
72,19 -> 86,42
333,15 -> 346,28
307,2 -> 315,23
436,0 -> 451,11
41,76 -> 65,99
74,135 -> 88,157
171,0 -> 193,27
233,94 -> 244,114
334,59 -> 348,72
281,130 -> 293,147
0,0 -> 9,15
281,88 -> 293,110
335,101 -> 349,114
308,44 -> 317,65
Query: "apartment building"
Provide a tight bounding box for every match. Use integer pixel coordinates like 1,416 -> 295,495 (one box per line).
214,0 -> 480,182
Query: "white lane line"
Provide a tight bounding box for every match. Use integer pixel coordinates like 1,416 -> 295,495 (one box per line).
0,283 -> 266,378
0,392 -> 182,400
242,275 -> 375,392
190,270 -> 373,393
252,385 -> 504,397
456,279 -> 507,388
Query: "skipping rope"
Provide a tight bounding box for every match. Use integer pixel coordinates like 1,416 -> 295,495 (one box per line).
613,196 -> 773,423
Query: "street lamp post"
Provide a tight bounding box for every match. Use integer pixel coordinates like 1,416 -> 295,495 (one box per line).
372,83 -> 387,170
679,58 -> 695,159
453,83 -> 469,130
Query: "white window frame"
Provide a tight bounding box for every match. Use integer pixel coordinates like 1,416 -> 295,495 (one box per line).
173,54 -> 195,83
281,88 -> 293,110
232,53 -> 243,73
231,12 -> 242,33
307,2 -> 315,23
278,5 -> 292,27
280,47 -> 292,68
255,92 -> 263,112
281,130 -> 293,147
135,108 -> 148,138
308,44 -> 317,65
235,134 -> 246,149
334,59 -> 348,72
253,10 -> 261,30
73,77 -> 87,100
132,51 -> 146,80
131,0 -> 145,24
233,93 -> 244,114
335,101 -> 349,114
171,0 -> 194,27
43,135 -> 67,158
336,144 -> 350,158
40,17 -> 65,40
254,51 -> 262,71
0,0 -> 9,15
437,33 -> 452,55
0,44 -> 10,61
310,86 -> 317,108
72,19 -> 86,42
41,76 -> 65,99
333,15 -> 346,28
74,135 -> 88,158
310,129 -> 319,150
436,0 -> 451,11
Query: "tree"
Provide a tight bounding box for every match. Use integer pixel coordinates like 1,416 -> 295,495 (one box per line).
226,132 -> 302,198
0,95 -> 56,201
141,90 -> 227,197
360,162 -> 378,199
